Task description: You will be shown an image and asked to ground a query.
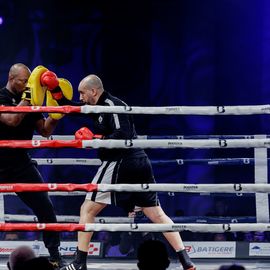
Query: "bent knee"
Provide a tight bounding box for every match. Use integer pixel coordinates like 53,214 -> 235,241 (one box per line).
143,206 -> 168,222
80,200 -> 106,217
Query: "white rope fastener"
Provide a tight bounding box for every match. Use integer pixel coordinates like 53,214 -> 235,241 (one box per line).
80,104 -> 270,115
83,223 -> 270,232
81,138 -> 270,149
97,183 -> 270,193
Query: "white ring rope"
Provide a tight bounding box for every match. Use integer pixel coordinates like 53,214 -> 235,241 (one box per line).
1,222 -> 270,232
4,214 -> 133,223
35,158 -> 102,166
4,192 -> 85,196
2,104 -> 270,115
1,183 -> 270,193
96,183 -> 270,193
4,138 -> 270,149
4,214 -> 255,223
80,104 -> 270,115
80,138 -> 270,149
33,158 -> 262,166
32,134 -> 261,140
4,191 -> 247,197
30,136 -> 270,149
82,223 -> 270,232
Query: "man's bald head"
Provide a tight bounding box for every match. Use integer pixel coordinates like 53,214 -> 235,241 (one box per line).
78,74 -> 104,105
6,63 -> 31,95
8,63 -> 30,79
79,75 -> 104,93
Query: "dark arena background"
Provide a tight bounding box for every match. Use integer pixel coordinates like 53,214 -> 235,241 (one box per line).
0,0 -> 270,269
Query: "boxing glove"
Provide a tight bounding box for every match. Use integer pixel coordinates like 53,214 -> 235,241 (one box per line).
75,127 -> 103,140
21,88 -> 32,104
40,71 -> 63,100
46,78 -> 73,120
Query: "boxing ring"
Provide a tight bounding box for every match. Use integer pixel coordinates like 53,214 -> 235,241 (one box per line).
0,104 -> 270,269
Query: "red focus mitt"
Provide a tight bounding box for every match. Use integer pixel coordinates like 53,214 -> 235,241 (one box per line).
75,127 -> 103,140
40,71 -> 63,100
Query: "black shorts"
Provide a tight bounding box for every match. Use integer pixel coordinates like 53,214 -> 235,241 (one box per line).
86,156 -> 159,212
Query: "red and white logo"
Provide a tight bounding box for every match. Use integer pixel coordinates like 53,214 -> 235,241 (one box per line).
32,140 -> 41,147
48,184 -> 57,190
36,223 -> 46,230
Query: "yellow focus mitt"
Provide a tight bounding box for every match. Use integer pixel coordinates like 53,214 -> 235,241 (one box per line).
46,78 -> 73,120
26,65 -> 48,105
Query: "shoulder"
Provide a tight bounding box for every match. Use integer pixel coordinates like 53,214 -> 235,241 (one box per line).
0,87 -> 7,96
0,88 -> 13,104
105,92 -> 127,106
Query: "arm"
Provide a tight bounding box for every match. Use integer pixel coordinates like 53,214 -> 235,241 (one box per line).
0,99 -> 30,127
57,97 -> 84,106
35,117 -> 59,137
41,72 -> 84,118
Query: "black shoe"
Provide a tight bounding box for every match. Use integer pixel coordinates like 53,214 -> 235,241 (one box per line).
60,261 -> 87,270
49,257 -> 68,270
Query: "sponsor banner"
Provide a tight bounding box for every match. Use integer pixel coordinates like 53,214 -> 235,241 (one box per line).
185,241 -> 236,258
59,242 -> 101,257
0,241 -> 102,257
249,243 -> 270,256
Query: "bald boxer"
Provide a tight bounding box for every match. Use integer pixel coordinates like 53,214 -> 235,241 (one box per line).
44,74 -> 196,270
0,63 -> 65,269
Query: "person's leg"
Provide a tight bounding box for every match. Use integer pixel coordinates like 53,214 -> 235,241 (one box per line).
60,200 -> 106,270
61,161 -> 120,270
18,191 -> 59,248
142,206 -> 184,250
76,161 -> 118,251
143,206 -> 195,270
78,200 -> 106,252
14,161 -> 64,267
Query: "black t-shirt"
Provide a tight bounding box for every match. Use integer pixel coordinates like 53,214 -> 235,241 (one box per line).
60,91 -> 147,161
93,91 -> 146,161
0,87 -> 44,165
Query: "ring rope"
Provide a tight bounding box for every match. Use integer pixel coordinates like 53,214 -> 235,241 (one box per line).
0,222 -> 270,232
0,183 -> 269,193
3,214 -> 256,224
4,191 -> 85,196
33,134 -> 262,140
33,158 -> 258,166
1,138 -> 270,149
4,215 -> 134,223
1,104 -> 270,115
2,191 -> 254,197
138,135 -> 261,139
